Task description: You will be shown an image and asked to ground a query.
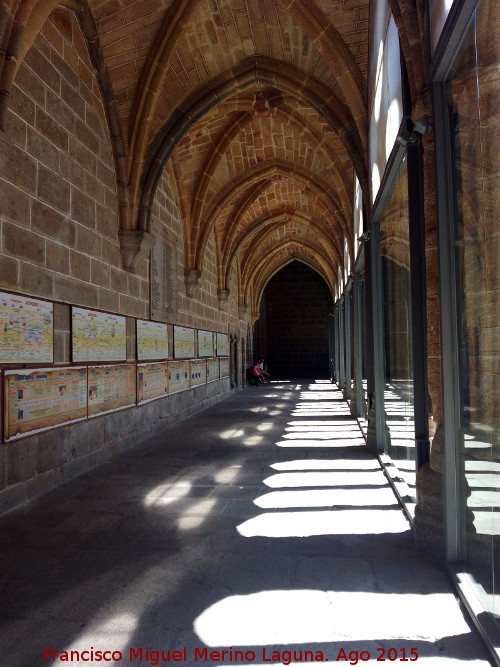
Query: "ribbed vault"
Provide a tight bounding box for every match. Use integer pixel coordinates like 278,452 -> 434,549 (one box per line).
0,0 -> 427,313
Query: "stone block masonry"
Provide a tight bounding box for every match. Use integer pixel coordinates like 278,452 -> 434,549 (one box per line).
0,8 -> 248,516
0,11 -> 149,318
0,378 -> 231,514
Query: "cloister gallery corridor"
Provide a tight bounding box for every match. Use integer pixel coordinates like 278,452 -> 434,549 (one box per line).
0,382 -> 492,666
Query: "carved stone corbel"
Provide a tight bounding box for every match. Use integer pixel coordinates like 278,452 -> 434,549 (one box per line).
238,302 -> 248,318
218,288 -> 230,310
185,269 -> 201,297
119,229 -> 154,273
250,311 -> 260,324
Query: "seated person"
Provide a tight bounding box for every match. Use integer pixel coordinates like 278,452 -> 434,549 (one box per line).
251,361 -> 264,385
259,358 -> 270,382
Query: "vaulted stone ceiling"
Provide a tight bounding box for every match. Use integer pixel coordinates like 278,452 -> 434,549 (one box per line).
1,0 -> 372,310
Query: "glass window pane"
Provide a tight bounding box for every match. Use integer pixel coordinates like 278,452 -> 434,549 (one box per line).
380,158 -> 417,500
446,0 -> 500,625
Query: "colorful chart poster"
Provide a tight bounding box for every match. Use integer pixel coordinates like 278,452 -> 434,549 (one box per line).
216,332 -> 229,356
4,367 -> 87,441
206,358 -> 220,382
137,362 -> 169,404
0,292 -> 53,363
197,330 -> 214,357
190,359 -> 207,387
173,326 -> 195,359
88,364 -> 136,416
72,308 -> 126,362
168,360 -> 190,393
220,357 -> 230,377
137,320 -> 169,360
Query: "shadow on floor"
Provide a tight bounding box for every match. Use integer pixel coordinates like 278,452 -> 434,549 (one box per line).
0,381 -> 493,666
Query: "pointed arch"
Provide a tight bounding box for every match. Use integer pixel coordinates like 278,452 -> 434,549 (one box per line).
128,0 -> 367,210
136,57 -> 368,242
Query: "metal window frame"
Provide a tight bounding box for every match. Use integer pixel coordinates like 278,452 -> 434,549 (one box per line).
370,116 -> 414,454
353,271 -> 364,418
431,0 -> 479,567
431,0 -> 500,662
407,139 -> 431,469
338,295 -> 346,391
344,278 -> 353,401
369,111 -> 431,475
334,302 -> 341,386
328,308 -> 336,383
352,239 -> 366,417
363,233 -> 375,420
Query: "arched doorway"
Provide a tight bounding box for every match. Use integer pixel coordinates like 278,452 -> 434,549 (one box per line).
253,261 -> 332,379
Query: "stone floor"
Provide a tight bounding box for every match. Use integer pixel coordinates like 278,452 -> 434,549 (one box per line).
0,381 -> 493,666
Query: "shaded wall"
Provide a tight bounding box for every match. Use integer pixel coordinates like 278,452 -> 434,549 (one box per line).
255,261 -> 331,378
0,8 -> 247,514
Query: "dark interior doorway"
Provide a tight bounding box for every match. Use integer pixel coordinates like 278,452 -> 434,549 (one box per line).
253,261 -> 332,379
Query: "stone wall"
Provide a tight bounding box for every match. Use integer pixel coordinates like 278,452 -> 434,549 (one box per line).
0,8 -> 249,514
0,9 -> 148,317
0,378 -> 230,513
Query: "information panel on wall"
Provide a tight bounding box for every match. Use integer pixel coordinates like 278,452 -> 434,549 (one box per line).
216,332 -> 229,356
207,357 -> 220,383
198,330 -> 214,357
137,362 -> 169,404
4,366 -> 87,441
88,364 -> 136,417
220,357 -> 230,378
0,292 -> 53,364
137,320 -> 169,360
72,308 -> 126,362
173,326 -> 195,359
168,360 -> 190,393
190,359 -> 207,387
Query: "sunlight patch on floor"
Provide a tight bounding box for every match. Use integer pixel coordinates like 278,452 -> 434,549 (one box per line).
285,425 -> 361,433
275,438 -> 365,448
143,479 -> 192,507
61,612 -> 138,665
194,589 -> 469,646
263,471 -> 383,488
218,428 -> 246,439
270,459 -> 380,471
215,466 -> 242,483
254,487 -> 399,509
242,435 -> 265,446
177,499 -> 217,530
282,431 -> 363,440
237,509 -> 409,537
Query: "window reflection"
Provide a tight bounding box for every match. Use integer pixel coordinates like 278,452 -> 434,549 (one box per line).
447,0 -> 500,626
380,159 -> 416,502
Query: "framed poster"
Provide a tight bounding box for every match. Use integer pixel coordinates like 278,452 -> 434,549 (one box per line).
216,332 -> 229,356
0,292 -> 53,363
137,362 -> 169,404
88,364 -> 136,417
168,360 -> 190,394
4,366 -> 87,441
72,308 -> 126,362
206,357 -> 220,383
137,320 -> 169,360
197,330 -> 214,357
173,326 -> 195,359
190,359 -> 207,387
220,356 -> 230,378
